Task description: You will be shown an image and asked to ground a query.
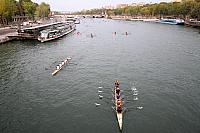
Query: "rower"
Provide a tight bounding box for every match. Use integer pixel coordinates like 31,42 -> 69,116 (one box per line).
64,59 -> 68,64
117,99 -> 121,105
116,93 -> 120,99
59,64 -> 62,68
116,87 -> 120,94
67,57 -> 71,60
61,61 -> 65,66
117,106 -> 122,113
56,65 -> 60,70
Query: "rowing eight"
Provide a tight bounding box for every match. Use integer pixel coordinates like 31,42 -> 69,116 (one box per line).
52,57 -> 71,76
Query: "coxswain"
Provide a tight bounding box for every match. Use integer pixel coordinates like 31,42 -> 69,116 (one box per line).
115,80 -> 120,88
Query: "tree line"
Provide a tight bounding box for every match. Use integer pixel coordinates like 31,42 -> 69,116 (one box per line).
78,0 -> 200,19
0,0 -> 51,24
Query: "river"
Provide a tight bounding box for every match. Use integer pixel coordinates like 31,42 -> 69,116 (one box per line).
0,19 -> 200,133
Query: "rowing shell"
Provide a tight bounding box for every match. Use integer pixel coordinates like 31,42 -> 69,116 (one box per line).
52,66 -> 63,76
114,88 -> 123,130
52,57 -> 71,76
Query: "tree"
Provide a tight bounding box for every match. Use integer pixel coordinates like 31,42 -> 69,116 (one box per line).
23,1 -> 37,20
76,0 -> 200,19
180,0 -> 195,18
0,0 -> 16,24
0,0 -> 6,17
107,9 -> 114,16
140,7 -> 150,16
190,2 -> 200,19
35,2 -> 50,18
113,8 -> 123,15
17,0 -> 25,16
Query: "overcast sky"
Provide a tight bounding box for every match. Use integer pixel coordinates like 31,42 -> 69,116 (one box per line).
32,0 -> 172,12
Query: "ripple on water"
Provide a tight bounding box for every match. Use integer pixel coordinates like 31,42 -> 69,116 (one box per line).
0,19 -> 200,133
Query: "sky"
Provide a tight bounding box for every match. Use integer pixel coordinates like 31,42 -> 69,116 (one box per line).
33,0 -> 172,12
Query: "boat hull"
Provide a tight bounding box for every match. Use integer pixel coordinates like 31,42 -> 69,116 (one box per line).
185,20 -> 200,27
52,69 -> 61,76
38,28 -> 75,43
159,19 -> 184,25
117,113 -> 123,130
52,58 -> 71,76
114,88 -> 123,130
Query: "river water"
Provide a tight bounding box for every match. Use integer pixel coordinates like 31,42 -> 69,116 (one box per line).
0,19 -> 200,133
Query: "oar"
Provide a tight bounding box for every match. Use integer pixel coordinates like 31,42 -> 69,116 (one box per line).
98,90 -> 103,93
98,95 -> 103,99
95,103 -> 101,107
125,106 -> 144,112
137,106 -> 143,110
112,106 -> 116,111
122,107 -> 127,113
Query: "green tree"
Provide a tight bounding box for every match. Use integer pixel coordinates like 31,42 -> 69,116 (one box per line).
0,0 -> 6,17
35,2 -> 50,18
140,7 -> 150,16
113,8 -> 123,15
180,0 -> 195,18
107,9 -> 114,16
0,0 -> 16,23
76,0 -> 200,19
23,1 -> 37,20
190,2 -> 200,19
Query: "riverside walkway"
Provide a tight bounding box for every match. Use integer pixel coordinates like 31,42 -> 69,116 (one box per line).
0,27 -> 17,44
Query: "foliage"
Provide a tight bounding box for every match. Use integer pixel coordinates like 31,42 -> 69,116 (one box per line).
35,2 -> 50,18
0,0 -> 51,24
23,1 -> 37,20
79,0 -> 200,19
0,0 -> 16,20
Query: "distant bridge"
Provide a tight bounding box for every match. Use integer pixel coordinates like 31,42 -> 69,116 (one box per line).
53,14 -> 106,18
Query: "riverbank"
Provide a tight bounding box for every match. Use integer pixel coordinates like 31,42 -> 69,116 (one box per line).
108,16 -> 200,27
0,27 -> 18,44
110,16 -> 159,22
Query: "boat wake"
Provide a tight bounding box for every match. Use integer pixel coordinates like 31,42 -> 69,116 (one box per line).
121,81 -> 144,112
